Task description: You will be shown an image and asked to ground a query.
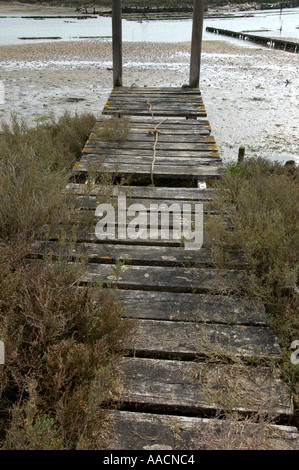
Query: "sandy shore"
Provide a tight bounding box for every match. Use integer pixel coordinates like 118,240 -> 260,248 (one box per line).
0,38 -> 298,164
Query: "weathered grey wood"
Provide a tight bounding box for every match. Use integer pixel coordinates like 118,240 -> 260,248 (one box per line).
64,184 -> 218,201
238,146 -> 245,164
67,195 -> 232,214
103,108 -> 206,118
83,140 -> 217,152
30,241 -> 247,269
73,161 -> 223,179
123,319 -> 281,360
87,134 -> 216,144
104,95 -> 204,104
103,89 -> 207,118
80,153 -> 221,165
80,263 -> 249,294
104,411 -> 299,450
119,357 -> 294,416
110,87 -> 203,94
92,117 -> 211,132
112,0 -> 122,87
41,223 -> 231,248
92,127 -> 211,137
116,290 -> 267,326
80,154 -> 221,167
190,0 -> 205,87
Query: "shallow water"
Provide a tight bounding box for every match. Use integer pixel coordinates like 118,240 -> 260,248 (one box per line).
0,8 -> 298,45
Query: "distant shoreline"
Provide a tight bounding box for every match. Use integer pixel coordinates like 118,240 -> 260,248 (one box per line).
0,1 -> 298,16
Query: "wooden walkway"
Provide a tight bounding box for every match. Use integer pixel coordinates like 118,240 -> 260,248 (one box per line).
32,87 -> 299,450
75,88 -> 222,183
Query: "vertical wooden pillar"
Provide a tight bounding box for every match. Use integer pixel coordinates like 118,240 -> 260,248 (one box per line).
189,0 -> 205,88
112,0 -> 122,87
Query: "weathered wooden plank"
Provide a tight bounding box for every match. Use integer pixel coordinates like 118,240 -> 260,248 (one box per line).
123,319 -> 281,360
64,184 -> 218,201
80,152 -> 221,164
106,94 -> 203,101
73,161 -> 223,179
104,411 -> 299,450
119,357 -> 294,416
97,116 -> 209,125
92,129 -> 211,138
108,88 -> 203,95
87,134 -> 216,144
80,263 -> 248,294
93,118 -> 211,132
80,155 -> 221,167
30,241 -> 247,269
116,290 -> 267,326
110,87 -> 201,93
67,195 -> 231,214
41,223 -> 231,247
103,103 -> 205,112
104,97 -> 204,105
103,109 -> 206,118
49,213 -> 233,235
83,140 -> 217,152
81,149 -> 220,160
109,88 -> 202,96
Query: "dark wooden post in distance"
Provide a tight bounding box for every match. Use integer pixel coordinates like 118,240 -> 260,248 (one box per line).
238,146 -> 245,164
189,0 -> 205,88
112,0 -> 122,87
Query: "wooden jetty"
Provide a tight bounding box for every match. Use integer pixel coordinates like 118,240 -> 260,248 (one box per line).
206,26 -> 299,53
30,0 -> 299,450
31,83 -> 299,449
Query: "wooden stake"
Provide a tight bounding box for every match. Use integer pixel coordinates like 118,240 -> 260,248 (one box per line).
189,0 -> 205,88
112,0 -> 122,87
238,146 -> 245,165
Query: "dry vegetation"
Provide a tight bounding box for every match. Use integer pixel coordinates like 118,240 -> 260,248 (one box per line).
0,113 -> 132,449
205,157 -> 299,434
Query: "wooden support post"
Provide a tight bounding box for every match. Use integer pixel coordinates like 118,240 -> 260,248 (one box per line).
238,146 -> 245,165
189,0 -> 205,88
112,0 -> 122,87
